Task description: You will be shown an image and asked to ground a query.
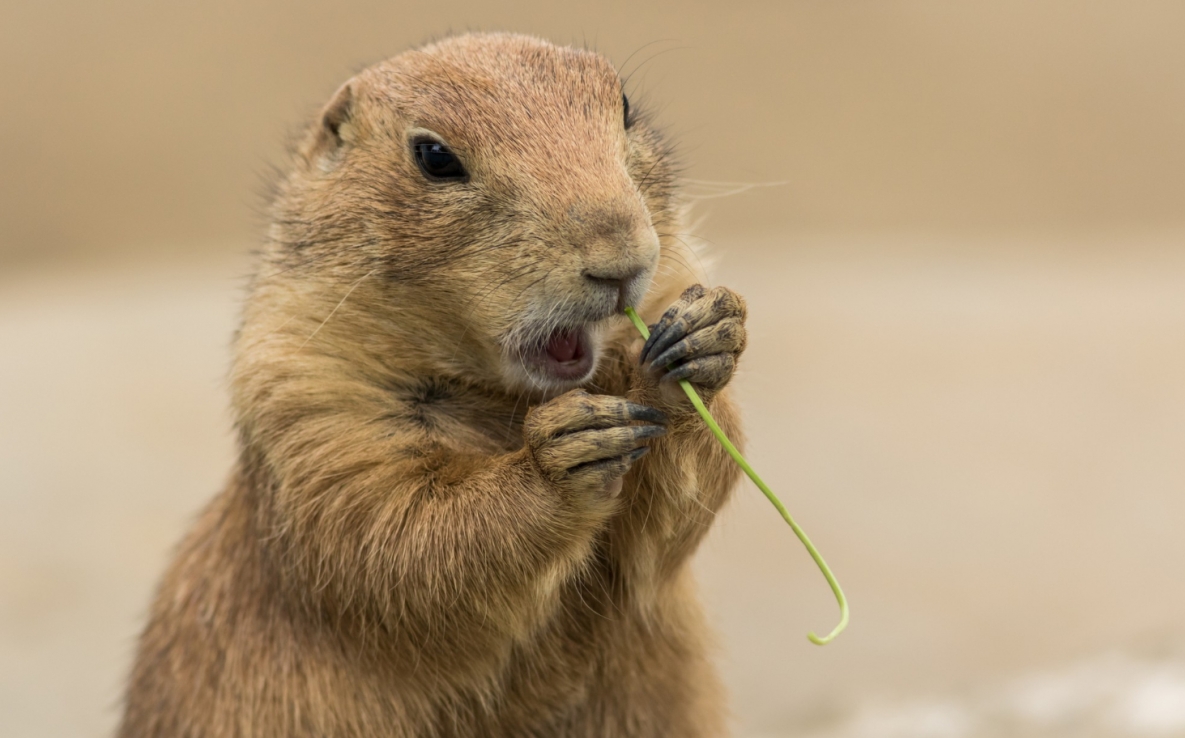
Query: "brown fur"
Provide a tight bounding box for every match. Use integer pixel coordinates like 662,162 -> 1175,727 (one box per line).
118,33 -> 747,738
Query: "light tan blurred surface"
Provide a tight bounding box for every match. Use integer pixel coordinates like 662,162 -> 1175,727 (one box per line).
3,2 -> 1185,737
4,1 -> 1185,263
3,235 -> 1185,737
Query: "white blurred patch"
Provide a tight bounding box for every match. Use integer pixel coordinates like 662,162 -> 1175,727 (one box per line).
849,700 -> 971,738
1111,664 -> 1185,735
785,651 -> 1185,738
1001,652 -> 1143,726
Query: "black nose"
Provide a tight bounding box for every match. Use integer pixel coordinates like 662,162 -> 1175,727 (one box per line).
583,268 -> 643,310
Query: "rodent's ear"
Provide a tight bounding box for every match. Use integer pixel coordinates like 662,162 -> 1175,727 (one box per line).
310,81 -> 356,161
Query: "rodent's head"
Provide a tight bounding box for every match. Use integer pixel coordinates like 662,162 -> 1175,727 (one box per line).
266,33 -> 680,395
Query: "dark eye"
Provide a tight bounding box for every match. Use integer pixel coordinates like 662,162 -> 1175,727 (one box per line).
622,93 -> 632,129
413,139 -> 467,181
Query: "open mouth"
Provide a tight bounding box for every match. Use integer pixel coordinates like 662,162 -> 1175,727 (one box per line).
523,326 -> 596,383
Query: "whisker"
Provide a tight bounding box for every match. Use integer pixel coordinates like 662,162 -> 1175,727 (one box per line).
679,178 -> 788,201
616,39 -> 677,81
298,269 -> 375,351
448,261 -> 554,365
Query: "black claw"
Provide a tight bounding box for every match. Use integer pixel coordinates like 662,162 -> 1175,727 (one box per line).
641,304 -> 683,361
627,446 -> 650,462
661,364 -> 693,384
641,285 -> 707,364
640,320 -> 670,363
650,339 -> 692,372
662,354 -> 732,387
640,325 -> 658,361
633,424 -> 667,441
626,402 -> 668,425
642,322 -> 688,367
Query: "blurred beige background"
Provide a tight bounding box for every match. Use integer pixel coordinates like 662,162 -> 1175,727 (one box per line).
2,2 -> 1184,737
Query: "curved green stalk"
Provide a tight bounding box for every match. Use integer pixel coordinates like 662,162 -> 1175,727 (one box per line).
624,306 -> 848,645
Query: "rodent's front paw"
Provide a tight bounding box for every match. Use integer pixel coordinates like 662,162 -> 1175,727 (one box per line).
524,389 -> 666,498
640,284 -> 748,395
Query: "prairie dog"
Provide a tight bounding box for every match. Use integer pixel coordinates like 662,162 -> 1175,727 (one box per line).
119,32 -> 748,737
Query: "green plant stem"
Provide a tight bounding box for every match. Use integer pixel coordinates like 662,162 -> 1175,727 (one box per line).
625,306 -> 848,645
